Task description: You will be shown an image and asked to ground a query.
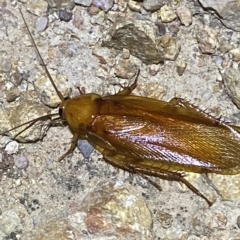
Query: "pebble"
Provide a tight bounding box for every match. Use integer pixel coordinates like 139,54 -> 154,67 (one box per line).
58,9 -> 73,22
128,0 -> 142,12
159,5 -> 176,23
77,140 -> 94,158
92,0 -> 114,12
143,0 -> 162,11
75,0 -> 93,7
5,141 -> 19,154
1,210 -> 22,235
14,155 -> 29,169
35,16 -> 48,31
176,6 -> 192,26
26,0 -> 48,16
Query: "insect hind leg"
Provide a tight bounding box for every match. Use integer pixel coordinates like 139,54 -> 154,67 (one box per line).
128,162 -> 213,206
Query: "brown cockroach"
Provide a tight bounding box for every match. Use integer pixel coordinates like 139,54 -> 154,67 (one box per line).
2,10 -> 240,206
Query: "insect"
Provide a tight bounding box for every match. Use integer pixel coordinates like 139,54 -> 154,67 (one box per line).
2,9 -> 240,206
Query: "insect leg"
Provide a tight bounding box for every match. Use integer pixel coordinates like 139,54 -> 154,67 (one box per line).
128,163 -> 213,206
115,70 -> 140,96
58,133 -> 79,161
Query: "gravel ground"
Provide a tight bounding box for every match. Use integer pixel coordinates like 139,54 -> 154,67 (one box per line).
1,0 -> 240,239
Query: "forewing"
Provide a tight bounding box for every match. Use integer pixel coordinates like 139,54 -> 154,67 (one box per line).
91,96 -> 240,174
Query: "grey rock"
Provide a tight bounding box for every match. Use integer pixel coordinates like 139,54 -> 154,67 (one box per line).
35,16 -> 48,32
93,0 -> 114,12
75,0 -> 93,7
199,0 -> 240,31
102,17 -> 164,64
223,68 -> 240,108
143,0 -> 163,11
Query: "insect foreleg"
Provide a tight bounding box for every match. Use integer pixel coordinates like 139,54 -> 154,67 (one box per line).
58,133 -> 79,161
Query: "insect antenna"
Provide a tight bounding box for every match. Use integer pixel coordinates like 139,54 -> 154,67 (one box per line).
1,10 -> 67,139
1,113 -> 60,138
19,9 -> 64,101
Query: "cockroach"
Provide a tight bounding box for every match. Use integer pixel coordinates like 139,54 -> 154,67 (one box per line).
2,10 -> 240,206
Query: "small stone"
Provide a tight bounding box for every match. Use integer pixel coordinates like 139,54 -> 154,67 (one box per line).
0,58 -> 12,73
35,16 -> 48,31
87,5 -> 101,15
128,0 -> 141,12
155,22 -> 166,36
92,0 -> 113,12
223,68 -> 240,108
58,9 -> 73,22
14,155 -> 29,169
201,88 -> 212,101
147,64 -> 160,76
168,23 -> 180,35
160,35 -> 180,61
1,210 -> 22,234
176,58 -> 187,76
195,25 -> 218,54
26,0 -> 48,16
75,0 -> 93,7
176,6 -> 192,26
10,72 -> 23,86
5,87 -> 20,102
143,0 -> 163,12
159,5 -> 176,23
5,141 -> 19,154
77,140 -> 94,158
89,10 -> 105,25
122,48 -> 130,59
102,17 -> 164,64
114,59 -> 139,79
229,48 -> 240,62
156,210 -> 173,228
199,0 -> 240,31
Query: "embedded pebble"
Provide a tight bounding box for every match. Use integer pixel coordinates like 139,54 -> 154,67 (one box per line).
128,0 -> 141,12
103,17 -> 164,64
58,9 -> 73,22
176,58 -> 187,76
195,25 -> 218,54
159,5 -> 176,23
176,6 -> 192,26
199,0 -> 240,31
160,35 -> 180,60
229,48 -> 240,62
14,155 -> 29,169
147,64 -> 160,76
114,58 -> 139,79
26,0 -> 48,16
1,210 -> 22,234
92,0 -> 114,12
89,10 -> 105,25
75,0 -> 93,7
35,16 -> 48,31
5,141 -> 19,154
5,87 -> 20,102
201,88 -> 212,101
223,68 -> 240,108
77,140 -> 94,158
143,0 -> 162,11
10,72 -> 23,86
87,5 -> 101,15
